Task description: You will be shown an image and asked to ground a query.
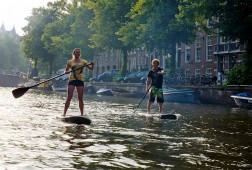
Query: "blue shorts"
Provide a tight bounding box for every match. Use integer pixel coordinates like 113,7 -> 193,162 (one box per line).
149,87 -> 164,103
68,80 -> 84,87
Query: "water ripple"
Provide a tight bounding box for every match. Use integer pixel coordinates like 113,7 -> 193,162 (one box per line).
0,87 -> 251,169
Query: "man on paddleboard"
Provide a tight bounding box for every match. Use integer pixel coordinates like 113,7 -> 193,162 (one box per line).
146,59 -> 164,114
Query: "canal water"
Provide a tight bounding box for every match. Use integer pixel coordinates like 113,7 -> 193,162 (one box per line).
0,87 -> 251,169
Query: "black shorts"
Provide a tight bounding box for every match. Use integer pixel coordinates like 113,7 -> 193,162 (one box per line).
68,80 -> 84,87
149,87 -> 164,103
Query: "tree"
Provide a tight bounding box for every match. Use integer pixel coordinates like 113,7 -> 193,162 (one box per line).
0,32 -> 28,71
22,0 -> 72,75
86,0 -> 138,75
41,0 -> 95,72
117,0 -> 196,74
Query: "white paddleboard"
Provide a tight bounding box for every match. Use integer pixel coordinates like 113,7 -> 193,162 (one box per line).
137,112 -> 177,120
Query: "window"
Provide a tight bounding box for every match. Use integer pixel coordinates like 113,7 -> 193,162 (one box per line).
206,68 -> 212,76
177,43 -> 181,49
195,38 -> 201,61
195,69 -> 201,77
196,48 -> 201,61
185,69 -> 191,76
207,46 -> 213,61
207,35 -> 213,45
220,37 -> 228,44
177,49 -> 181,67
185,46 -> 191,62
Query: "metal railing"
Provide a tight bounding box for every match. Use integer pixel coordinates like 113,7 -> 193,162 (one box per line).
165,74 -> 217,86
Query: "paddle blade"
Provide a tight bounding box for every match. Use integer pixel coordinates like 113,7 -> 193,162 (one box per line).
12,87 -> 30,98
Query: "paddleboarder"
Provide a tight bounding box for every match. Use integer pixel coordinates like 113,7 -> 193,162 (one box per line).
146,59 -> 164,114
63,48 -> 94,116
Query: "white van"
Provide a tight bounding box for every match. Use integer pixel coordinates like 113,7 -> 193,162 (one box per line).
55,69 -> 70,81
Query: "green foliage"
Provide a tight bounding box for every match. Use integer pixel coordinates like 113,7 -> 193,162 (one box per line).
86,0 -> 138,75
19,0 -> 252,82
178,0 -> 252,56
0,32 -> 28,71
225,63 -> 246,85
118,0 -> 196,75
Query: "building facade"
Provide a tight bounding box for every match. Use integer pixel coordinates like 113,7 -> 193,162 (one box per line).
176,32 -> 245,80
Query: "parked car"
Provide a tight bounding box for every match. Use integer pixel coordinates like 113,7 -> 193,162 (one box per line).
54,69 -> 69,81
116,76 -> 125,83
89,75 -> 98,82
141,73 -> 171,85
124,71 -> 148,83
97,69 -> 119,82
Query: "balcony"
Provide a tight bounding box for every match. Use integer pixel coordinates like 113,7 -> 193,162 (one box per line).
214,42 -> 245,54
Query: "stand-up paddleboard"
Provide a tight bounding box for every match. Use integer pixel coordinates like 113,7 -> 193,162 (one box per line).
159,114 -> 177,120
60,115 -> 91,125
137,112 -> 177,120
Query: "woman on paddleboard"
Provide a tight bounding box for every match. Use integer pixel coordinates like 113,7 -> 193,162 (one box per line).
63,48 -> 94,116
146,59 -> 164,114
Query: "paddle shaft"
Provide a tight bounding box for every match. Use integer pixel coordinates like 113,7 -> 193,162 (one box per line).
12,63 -> 92,98
29,63 -> 91,88
133,85 -> 152,113
133,73 -> 162,113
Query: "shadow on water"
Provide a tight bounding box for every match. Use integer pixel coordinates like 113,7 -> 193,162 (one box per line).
0,87 -> 251,169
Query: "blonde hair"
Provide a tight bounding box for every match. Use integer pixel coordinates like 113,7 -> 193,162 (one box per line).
72,48 -> 81,59
152,59 -> 160,65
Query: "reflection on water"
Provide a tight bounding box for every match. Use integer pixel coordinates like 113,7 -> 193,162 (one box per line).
0,87 -> 251,169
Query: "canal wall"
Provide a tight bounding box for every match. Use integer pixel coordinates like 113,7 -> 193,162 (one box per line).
90,82 -> 252,106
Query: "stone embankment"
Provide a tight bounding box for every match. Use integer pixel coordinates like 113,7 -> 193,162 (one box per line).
90,82 -> 252,106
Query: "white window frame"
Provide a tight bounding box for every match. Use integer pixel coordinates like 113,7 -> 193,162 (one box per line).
185,69 -> 191,76
185,46 -> 191,63
195,37 -> 201,62
206,35 -> 213,61
206,68 -> 212,76
195,69 -> 201,77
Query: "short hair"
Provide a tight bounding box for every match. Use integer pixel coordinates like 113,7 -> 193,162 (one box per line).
152,59 -> 160,65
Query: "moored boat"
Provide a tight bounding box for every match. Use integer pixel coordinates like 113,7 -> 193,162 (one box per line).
96,88 -> 113,96
231,92 -> 252,108
111,87 -> 144,98
163,87 -> 195,103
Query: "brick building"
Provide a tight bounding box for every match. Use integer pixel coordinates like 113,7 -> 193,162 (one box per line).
176,32 -> 245,80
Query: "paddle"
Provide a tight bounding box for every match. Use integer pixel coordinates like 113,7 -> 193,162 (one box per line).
133,72 -> 177,120
133,73 -> 160,113
133,84 -> 152,113
12,63 -> 92,98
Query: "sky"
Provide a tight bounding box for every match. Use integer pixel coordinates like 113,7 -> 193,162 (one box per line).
0,0 -> 56,35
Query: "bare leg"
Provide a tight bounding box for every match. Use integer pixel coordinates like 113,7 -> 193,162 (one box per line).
158,102 -> 163,113
63,85 -> 75,116
76,86 -> 84,116
147,101 -> 153,113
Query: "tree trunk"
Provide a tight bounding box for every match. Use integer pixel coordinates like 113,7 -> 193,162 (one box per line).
121,48 -> 128,75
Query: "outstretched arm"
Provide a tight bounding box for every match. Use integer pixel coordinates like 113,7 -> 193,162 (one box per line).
158,69 -> 164,75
